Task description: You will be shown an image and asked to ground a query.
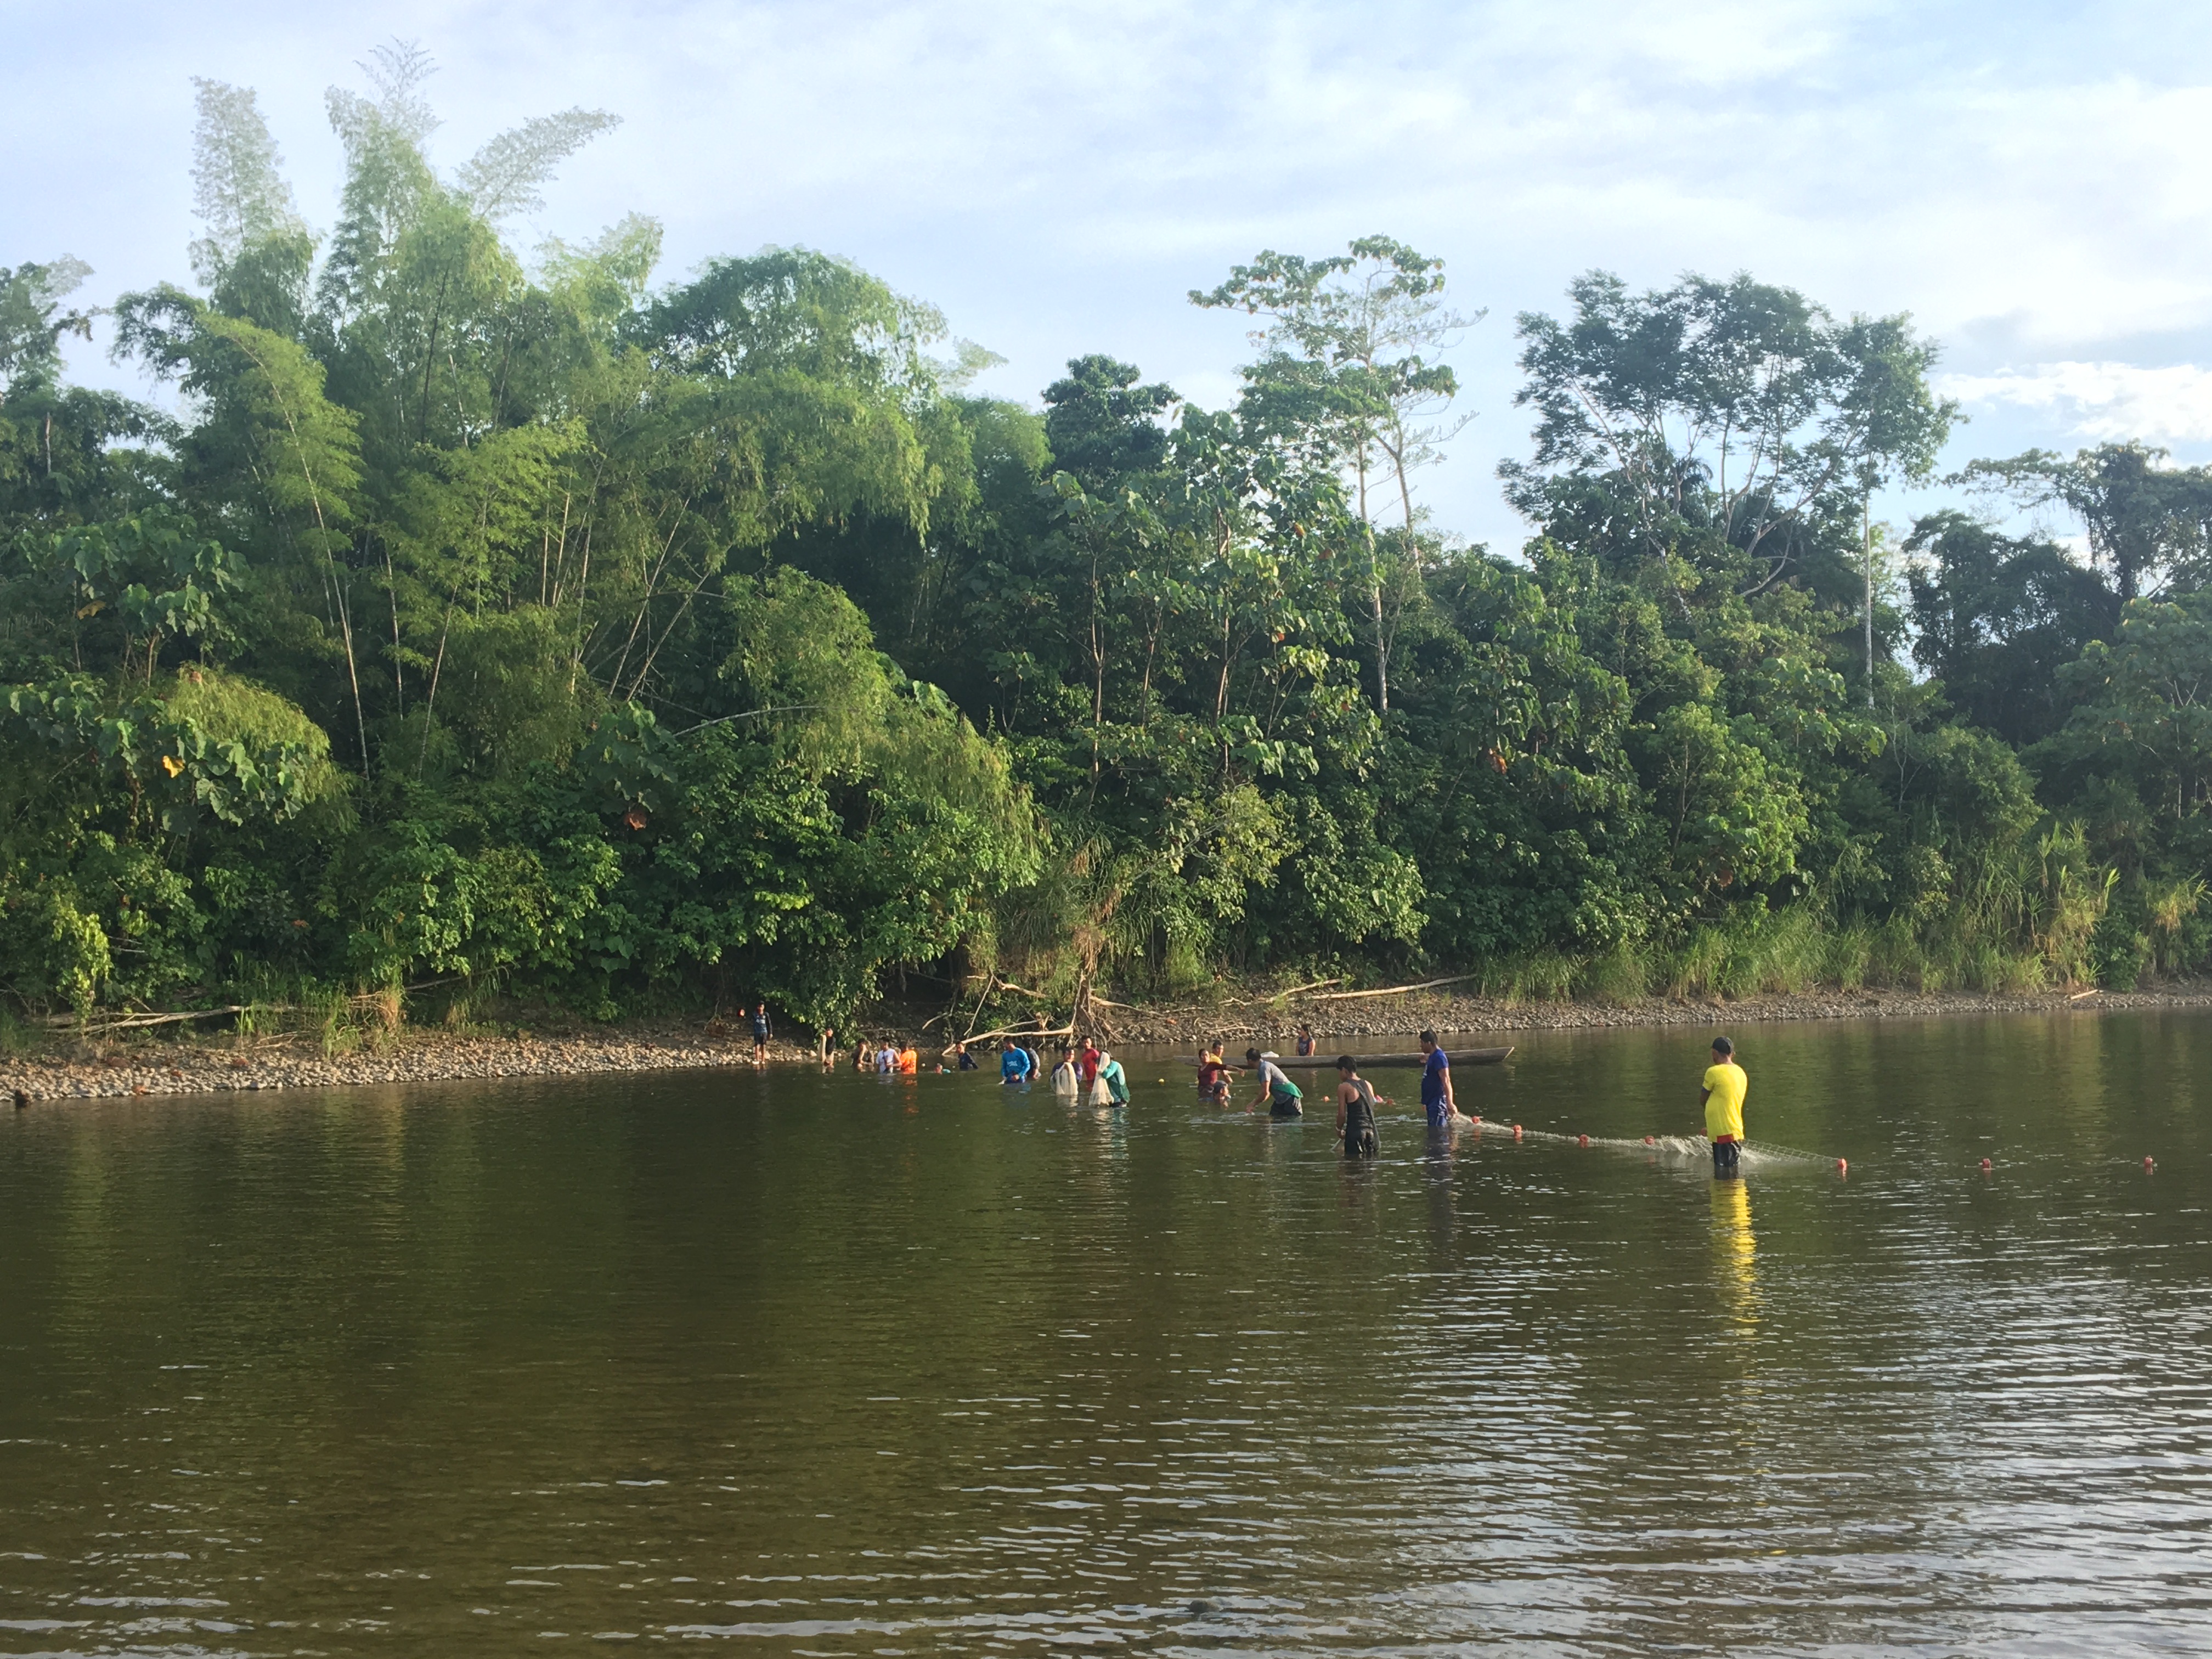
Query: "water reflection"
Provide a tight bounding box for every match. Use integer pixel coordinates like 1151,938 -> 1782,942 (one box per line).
3,1013 -> 2212,1654
1709,1176 -> 1760,1333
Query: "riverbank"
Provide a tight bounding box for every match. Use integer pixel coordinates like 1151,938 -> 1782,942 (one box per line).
1077,980 -> 2212,1045
7,983 -> 2212,1103
0,1021 -> 822,1103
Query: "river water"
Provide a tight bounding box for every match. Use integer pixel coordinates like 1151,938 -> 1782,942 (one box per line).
2,1012 -> 2210,1654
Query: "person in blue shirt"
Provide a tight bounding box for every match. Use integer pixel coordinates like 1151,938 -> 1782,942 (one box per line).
1419,1029 -> 1471,1129
953,1041 -> 979,1071
1000,1038 -> 1034,1085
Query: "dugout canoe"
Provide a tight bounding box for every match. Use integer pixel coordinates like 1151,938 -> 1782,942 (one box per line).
1181,1046 -> 1512,1069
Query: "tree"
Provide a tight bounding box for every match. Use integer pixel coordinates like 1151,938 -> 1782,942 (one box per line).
1958,442 -> 2212,603
1502,272 -> 1955,608
1905,509 -> 2112,744
1193,237 -> 1479,714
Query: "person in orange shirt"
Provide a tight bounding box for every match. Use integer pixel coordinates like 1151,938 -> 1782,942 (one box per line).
898,1043 -> 919,1074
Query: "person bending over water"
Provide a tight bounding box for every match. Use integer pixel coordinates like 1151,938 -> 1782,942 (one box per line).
1702,1036 -> 1747,1177
1419,1030 -> 1471,1128
1091,1049 -> 1129,1107
1336,1056 -> 1385,1155
1245,1048 -> 1304,1118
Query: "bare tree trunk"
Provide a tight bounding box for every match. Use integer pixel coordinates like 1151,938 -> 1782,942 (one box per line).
1356,450 -> 1389,715
1367,519 -> 1389,716
228,331 -> 371,777
1863,498 -> 1875,710
384,541 -> 404,717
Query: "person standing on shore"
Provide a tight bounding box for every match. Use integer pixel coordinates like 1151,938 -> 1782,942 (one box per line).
751,1001 -> 772,1064
1702,1036 -> 1748,1177
1419,1030 -> 1471,1129
1336,1056 -> 1384,1156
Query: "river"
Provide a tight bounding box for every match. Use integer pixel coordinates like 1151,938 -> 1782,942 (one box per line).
2,1012 -> 2209,1654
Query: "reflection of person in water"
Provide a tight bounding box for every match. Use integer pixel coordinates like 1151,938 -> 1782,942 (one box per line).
1711,1177 -> 1759,1332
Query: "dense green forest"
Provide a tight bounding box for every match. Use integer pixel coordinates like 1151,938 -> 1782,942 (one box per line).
7,54 -> 2212,1035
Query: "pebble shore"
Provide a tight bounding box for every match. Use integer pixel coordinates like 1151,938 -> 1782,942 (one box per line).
6,985 -> 2209,1104
1,1027 -> 820,1104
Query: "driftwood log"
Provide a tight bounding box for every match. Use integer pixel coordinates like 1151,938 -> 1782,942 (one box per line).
1181,1046 -> 1512,1068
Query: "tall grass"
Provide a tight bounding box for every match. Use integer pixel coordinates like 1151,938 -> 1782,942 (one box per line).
1455,820 -> 2132,1004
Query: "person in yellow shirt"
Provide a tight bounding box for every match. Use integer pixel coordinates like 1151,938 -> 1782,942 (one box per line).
1701,1036 -> 1747,1177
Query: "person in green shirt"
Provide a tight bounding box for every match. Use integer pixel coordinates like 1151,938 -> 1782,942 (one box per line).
1092,1049 -> 1130,1107
1701,1036 -> 1747,1177
1244,1047 -> 1304,1118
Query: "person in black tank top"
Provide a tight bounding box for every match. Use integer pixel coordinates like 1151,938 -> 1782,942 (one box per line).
1335,1056 -> 1384,1156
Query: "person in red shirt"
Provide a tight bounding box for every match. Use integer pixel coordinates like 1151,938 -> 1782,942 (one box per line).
1079,1040 -> 1101,1088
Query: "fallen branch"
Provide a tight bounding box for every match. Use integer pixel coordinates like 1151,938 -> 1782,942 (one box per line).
1267,977 -> 1343,999
1312,973 -> 1480,1002
35,1003 -> 279,1033
947,1021 -> 1073,1053
2069,988 -> 2103,1001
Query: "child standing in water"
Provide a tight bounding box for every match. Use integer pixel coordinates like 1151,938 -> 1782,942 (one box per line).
1702,1036 -> 1747,1177
1196,1045 -> 1232,1106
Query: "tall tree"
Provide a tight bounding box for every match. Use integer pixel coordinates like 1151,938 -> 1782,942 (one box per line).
1502,272 -> 1954,610
1958,442 -> 2212,604
1193,237 -> 1477,714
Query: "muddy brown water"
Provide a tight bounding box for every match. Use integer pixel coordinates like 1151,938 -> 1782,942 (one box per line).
3,1012 -> 2209,1654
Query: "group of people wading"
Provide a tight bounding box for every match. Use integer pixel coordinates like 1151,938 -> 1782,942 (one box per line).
835,1021 -> 1753,1175
1194,1028 -> 1476,1156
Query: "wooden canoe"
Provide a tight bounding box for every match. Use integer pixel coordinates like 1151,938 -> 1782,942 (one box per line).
1182,1046 -> 1512,1069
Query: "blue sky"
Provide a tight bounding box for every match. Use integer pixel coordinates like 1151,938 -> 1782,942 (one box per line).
11,0 -> 2212,551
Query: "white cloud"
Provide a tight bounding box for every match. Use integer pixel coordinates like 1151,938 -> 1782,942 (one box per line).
14,0 -> 2212,546
1944,362 -> 2212,446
